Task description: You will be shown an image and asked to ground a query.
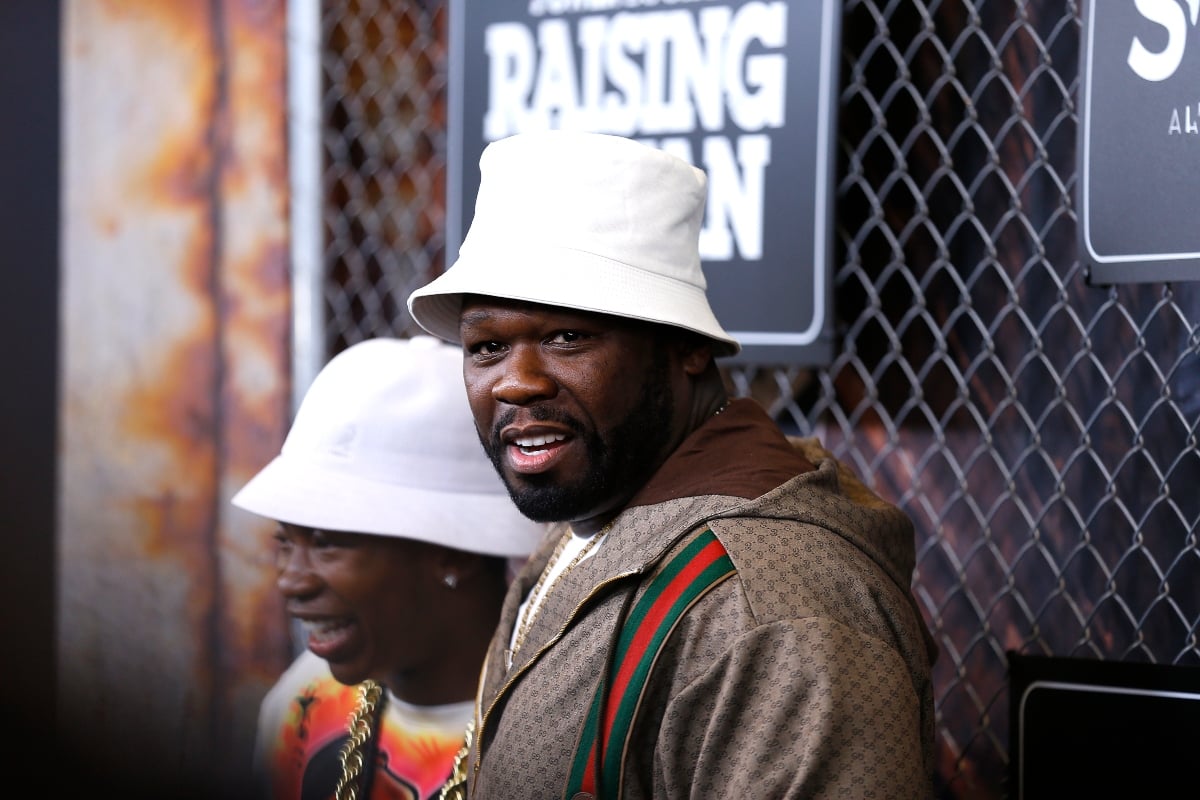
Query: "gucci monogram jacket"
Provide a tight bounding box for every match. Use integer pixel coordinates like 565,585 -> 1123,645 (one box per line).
464,399 -> 937,800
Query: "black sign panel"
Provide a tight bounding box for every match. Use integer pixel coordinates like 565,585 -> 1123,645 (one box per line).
447,0 -> 839,364
1080,1 -> 1200,283
1008,652 -> 1200,799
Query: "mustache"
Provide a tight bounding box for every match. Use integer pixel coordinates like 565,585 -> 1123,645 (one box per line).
489,406 -> 585,444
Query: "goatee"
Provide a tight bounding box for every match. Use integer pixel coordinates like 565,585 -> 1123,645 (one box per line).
482,356 -> 673,523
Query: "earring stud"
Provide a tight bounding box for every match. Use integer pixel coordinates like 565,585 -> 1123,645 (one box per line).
443,574 -> 458,589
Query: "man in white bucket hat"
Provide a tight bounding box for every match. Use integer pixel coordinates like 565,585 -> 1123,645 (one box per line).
409,131 -> 936,800
232,335 -> 545,800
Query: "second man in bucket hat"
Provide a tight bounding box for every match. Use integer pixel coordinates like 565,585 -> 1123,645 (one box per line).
410,131 -> 937,799
233,335 -> 545,800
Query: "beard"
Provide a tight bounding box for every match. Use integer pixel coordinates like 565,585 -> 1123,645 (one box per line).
482,352 -> 674,523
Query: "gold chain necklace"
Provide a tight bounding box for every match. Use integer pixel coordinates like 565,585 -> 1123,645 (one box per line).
506,526 -> 605,670
333,679 -> 384,800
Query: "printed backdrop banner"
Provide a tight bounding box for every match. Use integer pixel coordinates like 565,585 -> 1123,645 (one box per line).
447,0 -> 839,365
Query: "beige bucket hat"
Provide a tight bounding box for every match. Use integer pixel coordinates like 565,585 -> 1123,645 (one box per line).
407,130 -> 740,356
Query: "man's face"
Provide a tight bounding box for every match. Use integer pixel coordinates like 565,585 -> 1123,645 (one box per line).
273,525 -> 439,695
458,296 -> 680,526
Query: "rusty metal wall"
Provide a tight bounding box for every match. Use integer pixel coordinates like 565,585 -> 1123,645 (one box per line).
58,1 -> 292,795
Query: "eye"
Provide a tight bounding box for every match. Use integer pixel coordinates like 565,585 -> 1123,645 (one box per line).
464,340 -> 508,369
312,529 -> 360,549
549,330 -> 587,345
273,529 -> 294,568
471,340 -> 506,356
272,525 -> 293,549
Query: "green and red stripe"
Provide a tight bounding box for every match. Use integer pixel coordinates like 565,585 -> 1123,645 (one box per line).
566,529 -> 735,798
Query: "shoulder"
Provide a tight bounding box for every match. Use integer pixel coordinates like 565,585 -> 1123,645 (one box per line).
267,650 -> 334,696
697,514 -> 928,657
651,523 -> 932,715
257,651 -> 340,724
255,651 -> 360,758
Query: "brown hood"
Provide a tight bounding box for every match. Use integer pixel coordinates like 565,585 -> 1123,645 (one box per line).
627,397 -> 922,611
627,397 -> 816,507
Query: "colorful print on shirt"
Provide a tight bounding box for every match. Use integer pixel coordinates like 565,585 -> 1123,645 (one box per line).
262,672 -> 465,800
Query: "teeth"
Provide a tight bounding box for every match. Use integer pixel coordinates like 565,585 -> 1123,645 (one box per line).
299,618 -> 351,642
514,433 -> 566,448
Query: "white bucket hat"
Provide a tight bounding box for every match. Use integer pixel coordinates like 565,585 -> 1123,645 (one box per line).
231,335 -> 544,557
408,131 -> 740,356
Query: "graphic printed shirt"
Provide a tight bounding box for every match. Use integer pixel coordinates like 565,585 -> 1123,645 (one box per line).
255,650 -> 470,800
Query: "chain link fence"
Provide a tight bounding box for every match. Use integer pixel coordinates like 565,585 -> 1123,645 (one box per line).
306,1 -> 1200,796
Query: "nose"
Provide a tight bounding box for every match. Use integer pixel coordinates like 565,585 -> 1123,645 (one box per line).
492,344 -> 557,406
276,543 -> 321,599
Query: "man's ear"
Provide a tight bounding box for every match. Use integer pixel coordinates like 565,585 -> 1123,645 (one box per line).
430,546 -> 483,581
680,339 -> 714,377
654,325 -> 713,376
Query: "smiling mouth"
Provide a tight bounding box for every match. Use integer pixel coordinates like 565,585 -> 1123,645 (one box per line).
513,433 -> 566,454
298,617 -> 353,644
